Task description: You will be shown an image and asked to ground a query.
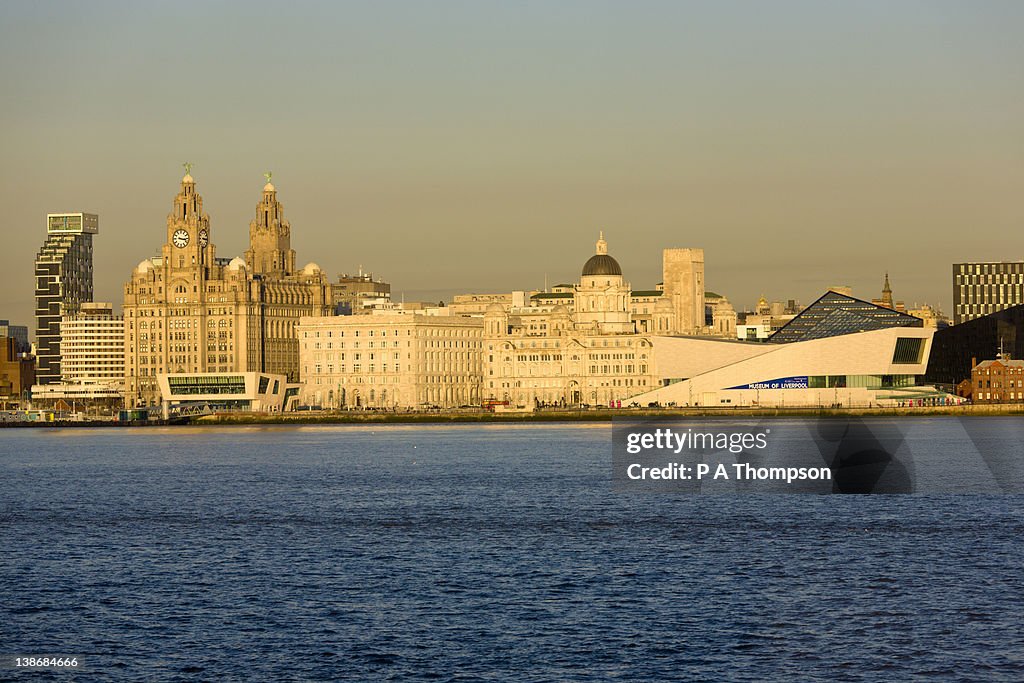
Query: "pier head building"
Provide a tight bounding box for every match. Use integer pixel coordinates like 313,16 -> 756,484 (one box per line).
481,234 -> 672,407
296,234 -> 714,410
123,171 -> 332,407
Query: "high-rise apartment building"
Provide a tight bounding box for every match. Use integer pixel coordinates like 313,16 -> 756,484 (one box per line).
60,302 -> 125,386
953,262 -> 1024,325
34,213 -> 98,384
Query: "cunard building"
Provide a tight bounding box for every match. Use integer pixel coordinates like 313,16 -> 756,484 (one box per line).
123,169 -> 332,407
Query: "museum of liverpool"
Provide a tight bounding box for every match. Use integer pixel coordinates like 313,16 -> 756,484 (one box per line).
632,291 -> 959,409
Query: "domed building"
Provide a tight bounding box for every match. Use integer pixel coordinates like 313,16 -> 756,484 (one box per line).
479,232 -> 658,408
122,171 -> 333,407
574,232 -> 633,334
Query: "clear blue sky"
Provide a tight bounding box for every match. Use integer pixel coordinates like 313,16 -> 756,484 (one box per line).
2,0 -> 1022,327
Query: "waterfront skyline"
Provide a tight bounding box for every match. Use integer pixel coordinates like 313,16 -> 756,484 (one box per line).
3,1 -> 1024,329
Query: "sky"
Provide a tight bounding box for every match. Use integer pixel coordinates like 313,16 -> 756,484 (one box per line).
2,0 -> 1022,332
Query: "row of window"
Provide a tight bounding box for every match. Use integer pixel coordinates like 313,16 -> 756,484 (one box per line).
487,338 -> 650,350
975,379 -> 1024,388
977,367 -> 1024,375
977,392 -> 1024,401
486,379 -> 650,390
309,340 -> 406,350
957,263 -> 1024,275
310,375 -> 476,385
309,362 -> 481,375
304,328 -> 481,338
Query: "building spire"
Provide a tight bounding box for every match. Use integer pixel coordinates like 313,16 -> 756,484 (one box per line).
245,173 -> 294,276
596,230 -> 608,255
881,272 -> 894,308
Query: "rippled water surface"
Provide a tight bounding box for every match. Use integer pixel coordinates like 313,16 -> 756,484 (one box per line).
2,421 -> 1023,681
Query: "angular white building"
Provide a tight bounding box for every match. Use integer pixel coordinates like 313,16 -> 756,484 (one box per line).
156,372 -> 290,412
631,291 -> 953,408
634,326 -> 941,408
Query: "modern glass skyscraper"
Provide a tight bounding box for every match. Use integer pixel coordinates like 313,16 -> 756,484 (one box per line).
34,213 -> 98,384
953,262 -> 1024,325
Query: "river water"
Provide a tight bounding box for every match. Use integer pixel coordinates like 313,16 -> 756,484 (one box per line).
2,420 -> 1023,681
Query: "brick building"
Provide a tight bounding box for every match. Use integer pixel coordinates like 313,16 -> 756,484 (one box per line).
971,355 -> 1024,404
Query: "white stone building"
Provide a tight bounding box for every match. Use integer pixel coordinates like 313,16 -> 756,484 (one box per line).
662,247 -> 706,335
481,235 -> 659,407
297,312 -> 484,409
632,326 -> 944,408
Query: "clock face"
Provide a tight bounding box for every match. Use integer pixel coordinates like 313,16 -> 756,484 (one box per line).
198,229 -> 209,247
172,229 -> 190,248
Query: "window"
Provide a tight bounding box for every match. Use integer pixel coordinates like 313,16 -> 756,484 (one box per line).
892,338 -> 925,364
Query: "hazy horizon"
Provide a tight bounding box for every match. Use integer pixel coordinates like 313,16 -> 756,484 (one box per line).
3,1 -> 1023,333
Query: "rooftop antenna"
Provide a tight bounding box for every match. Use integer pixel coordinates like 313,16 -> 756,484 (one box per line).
544,273 -> 548,292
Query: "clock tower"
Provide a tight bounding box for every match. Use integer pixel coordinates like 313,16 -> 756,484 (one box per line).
163,166 -> 214,270
244,173 -> 295,277
122,166 -> 331,408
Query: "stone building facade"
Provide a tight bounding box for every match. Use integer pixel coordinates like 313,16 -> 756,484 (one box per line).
297,312 -> 484,409
662,247 -> 706,335
481,235 -> 658,407
123,172 -> 332,407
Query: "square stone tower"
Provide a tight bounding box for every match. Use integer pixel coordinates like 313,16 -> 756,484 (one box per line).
662,248 -> 705,335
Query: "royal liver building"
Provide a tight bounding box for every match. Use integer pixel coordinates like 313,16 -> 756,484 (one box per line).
123,169 -> 332,407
